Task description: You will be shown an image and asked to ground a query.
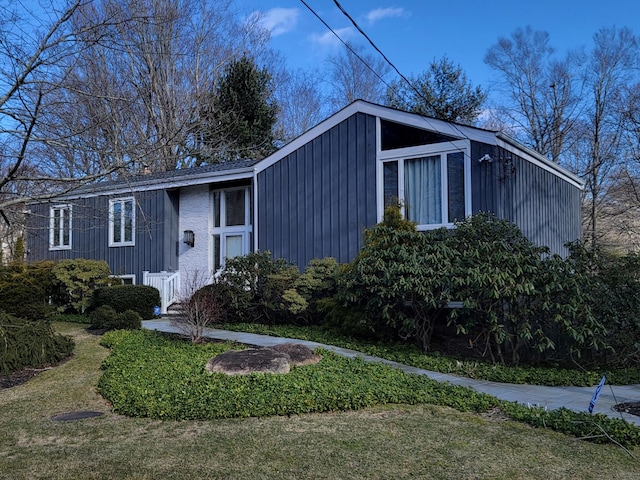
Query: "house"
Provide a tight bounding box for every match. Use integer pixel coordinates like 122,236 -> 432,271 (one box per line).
26,101 -> 583,311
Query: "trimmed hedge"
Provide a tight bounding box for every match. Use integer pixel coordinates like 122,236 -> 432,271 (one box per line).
93,285 -> 160,320
0,311 -> 74,375
98,330 -> 640,446
90,305 -> 142,330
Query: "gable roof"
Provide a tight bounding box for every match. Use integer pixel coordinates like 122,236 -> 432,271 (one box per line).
254,100 -> 584,190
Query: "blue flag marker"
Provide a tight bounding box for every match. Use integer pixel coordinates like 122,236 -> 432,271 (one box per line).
588,375 -> 606,414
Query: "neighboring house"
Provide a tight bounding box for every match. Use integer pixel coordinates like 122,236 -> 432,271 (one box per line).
26,101 -> 583,312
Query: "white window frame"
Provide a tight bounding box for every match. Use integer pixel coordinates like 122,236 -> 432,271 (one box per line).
377,139 -> 471,230
211,187 -> 252,271
110,274 -> 136,285
49,204 -> 72,250
109,197 -> 136,247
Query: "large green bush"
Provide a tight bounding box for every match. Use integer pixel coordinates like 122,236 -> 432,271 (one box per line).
566,242 -> 640,368
0,311 -> 74,375
447,214 -> 604,367
92,284 -> 160,320
333,205 -> 457,348
331,210 -> 605,367
219,251 -> 301,323
0,261 -> 57,320
52,259 -> 112,313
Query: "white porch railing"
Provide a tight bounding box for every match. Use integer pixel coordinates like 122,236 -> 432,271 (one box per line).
142,270 -> 181,314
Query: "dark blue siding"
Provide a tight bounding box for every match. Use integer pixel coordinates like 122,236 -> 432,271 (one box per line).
26,189 -> 179,282
257,112 -> 378,268
471,143 -> 581,256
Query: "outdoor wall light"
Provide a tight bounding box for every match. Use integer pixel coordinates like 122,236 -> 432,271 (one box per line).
183,230 -> 195,247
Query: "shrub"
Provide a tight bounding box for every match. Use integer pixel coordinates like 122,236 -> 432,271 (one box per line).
173,272 -> 229,343
447,214 -> 604,367
0,311 -> 74,375
52,259 -> 112,313
90,305 -> 142,330
219,251 -> 300,323
292,257 -> 341,322
92,284 -> 160,320
334,204 -> 457,348
0,261 -> 57,320
566,242 -> 640,368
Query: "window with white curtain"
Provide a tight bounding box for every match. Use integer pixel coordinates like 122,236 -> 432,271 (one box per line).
382,149 -> 468,229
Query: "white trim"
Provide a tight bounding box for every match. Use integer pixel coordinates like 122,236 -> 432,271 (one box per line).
210,187 -> 252,271
376,131 -> 472,228
111,274 -> 136,285
49,204 -> 72,250
109,197 -> 136,247
496,134 -> 584,190
253,100 -> 584,191
54,169 -> 255,201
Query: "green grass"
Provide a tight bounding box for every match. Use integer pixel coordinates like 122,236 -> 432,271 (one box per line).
219,322 -> 640,386
1,322 -> 639,479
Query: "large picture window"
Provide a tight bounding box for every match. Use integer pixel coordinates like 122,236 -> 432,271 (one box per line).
211,187 -> 251,270
109,197 -> 135,246
381,148 -> 469,229
49,204 -> 72,250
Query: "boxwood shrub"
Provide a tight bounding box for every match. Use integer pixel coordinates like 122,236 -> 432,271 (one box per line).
93,285 -> 160,320
0,311 -> 74,375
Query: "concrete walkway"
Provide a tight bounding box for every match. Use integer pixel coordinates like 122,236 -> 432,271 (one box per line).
142,319 -> 640,426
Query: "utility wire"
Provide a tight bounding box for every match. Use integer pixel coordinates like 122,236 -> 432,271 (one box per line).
331,0 -> 474,142
298,0 -> 396,94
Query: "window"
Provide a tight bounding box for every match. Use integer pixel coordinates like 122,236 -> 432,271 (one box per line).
211,187 -> 252,270
109,198 -> 135,246
49,205 -> 72,250
111,274 -> 135,285
381,146 -> 469,229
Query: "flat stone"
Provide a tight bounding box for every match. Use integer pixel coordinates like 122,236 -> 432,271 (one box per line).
51,411 -> 103,421
269,343 -> 322,366
206,348 -> 291,375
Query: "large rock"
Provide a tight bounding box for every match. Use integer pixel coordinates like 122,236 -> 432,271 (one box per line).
269,343 -> 322,366
205,344 -> 322,375
206,348 -> 291,375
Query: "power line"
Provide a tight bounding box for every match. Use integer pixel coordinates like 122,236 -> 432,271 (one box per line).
298,0 -> 395,94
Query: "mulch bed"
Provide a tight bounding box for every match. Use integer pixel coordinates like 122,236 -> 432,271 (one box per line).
613,402 -> 640,417
0,369 -> 43,389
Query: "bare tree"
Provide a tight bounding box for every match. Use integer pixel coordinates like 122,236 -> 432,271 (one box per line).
44,0 -> 270,173
326,43 -> 390,110
567,27 -> 638,247
484,26 -> 582,163
171,269 -> 228,343
273,68 -> 327,143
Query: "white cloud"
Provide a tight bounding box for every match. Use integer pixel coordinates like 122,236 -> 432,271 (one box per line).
365,7 -> 405,24
255,8 -> 300,37
309,27 -> 355,48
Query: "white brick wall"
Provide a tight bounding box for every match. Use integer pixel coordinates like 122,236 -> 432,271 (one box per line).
178,185 -> 212,286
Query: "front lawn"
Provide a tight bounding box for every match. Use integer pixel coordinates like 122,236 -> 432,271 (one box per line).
1,322 -> 639,479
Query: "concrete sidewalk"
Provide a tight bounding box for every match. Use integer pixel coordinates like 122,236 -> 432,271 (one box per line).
142,319 -> 640,426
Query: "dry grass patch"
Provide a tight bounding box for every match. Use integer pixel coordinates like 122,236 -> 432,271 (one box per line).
0,323 -> 639,479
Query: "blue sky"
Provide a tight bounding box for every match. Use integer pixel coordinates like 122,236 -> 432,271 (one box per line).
240,0 -> 640,101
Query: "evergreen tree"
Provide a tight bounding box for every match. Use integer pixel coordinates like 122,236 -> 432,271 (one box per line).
386,56 -> 487,125
199,56 -> 279,162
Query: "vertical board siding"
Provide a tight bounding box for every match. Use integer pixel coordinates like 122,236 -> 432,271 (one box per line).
471,143 -> 581,256
26,189 -> 178,283
257,112 -> 378,268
